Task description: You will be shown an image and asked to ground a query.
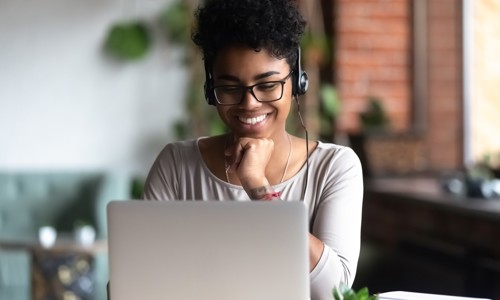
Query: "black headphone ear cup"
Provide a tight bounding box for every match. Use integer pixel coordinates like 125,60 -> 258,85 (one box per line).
298,71 -> 309,95
294,47 -> 308,96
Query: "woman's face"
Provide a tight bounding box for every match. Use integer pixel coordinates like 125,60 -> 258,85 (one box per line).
212,45 -> 293,139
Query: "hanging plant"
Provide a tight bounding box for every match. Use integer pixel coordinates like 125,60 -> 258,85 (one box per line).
104,21 -> 151,60
319,83 -> 341,141
158,0 -> 191,45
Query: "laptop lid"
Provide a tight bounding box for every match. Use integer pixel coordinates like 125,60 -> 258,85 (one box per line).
107,200 -> 310,300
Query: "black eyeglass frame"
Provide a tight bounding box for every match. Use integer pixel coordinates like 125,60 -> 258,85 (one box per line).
211,71 -> 293,106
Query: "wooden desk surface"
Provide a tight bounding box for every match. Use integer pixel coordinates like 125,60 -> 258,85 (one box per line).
0,236 -> 107,254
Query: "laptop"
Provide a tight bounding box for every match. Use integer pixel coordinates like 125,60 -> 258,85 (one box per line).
106,200 -> 310,300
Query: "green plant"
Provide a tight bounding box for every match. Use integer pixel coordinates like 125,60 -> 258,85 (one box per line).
482,151 -> 500,169
73,219 -> 91,228
104,21 -> 151,60
301,31 -> 332,66
360,96 -> 389,132
333,284 -> 378,300
159,0 -> 190,45
319,83 -> 341,141
131,177 -> 145,199
467,164 -> 494,181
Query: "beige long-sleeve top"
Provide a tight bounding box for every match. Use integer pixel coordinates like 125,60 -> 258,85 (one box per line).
142,138 -> 363,300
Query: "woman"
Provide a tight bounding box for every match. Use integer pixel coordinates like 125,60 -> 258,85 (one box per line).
142,0 -> 363,299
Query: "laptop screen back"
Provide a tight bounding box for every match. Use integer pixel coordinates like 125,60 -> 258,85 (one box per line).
107,200 -> 310,300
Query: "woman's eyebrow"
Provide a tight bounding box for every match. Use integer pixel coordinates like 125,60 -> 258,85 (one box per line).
215,71 -> 281,82
254,71 -> 281,80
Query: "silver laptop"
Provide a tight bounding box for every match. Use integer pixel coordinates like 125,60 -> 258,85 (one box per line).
107,200 -> 310,300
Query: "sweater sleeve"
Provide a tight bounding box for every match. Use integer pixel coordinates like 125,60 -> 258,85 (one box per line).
309,147 -> 364,300
142,143 -> 180,201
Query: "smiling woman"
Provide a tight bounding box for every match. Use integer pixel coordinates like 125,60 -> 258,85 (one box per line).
211,46 -> 293,140
141,1 -> 364,299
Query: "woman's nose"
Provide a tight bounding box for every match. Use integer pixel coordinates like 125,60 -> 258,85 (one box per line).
239,88 -> 261,108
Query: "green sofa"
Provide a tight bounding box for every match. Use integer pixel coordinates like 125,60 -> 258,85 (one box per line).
0,172 -> 131,300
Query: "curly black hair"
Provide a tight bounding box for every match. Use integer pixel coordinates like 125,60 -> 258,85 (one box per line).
192,0 -> 306,70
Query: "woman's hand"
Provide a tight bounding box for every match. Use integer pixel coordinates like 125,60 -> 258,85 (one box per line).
224,137 -> 274,193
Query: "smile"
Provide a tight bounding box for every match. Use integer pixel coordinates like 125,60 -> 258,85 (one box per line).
238,114 -> 267,125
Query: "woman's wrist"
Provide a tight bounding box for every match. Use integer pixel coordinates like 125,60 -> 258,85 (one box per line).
248,185 -> 281,201
242,178 -> 282,201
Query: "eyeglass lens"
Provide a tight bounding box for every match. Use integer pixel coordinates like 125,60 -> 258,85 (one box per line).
214,81 -> 284,105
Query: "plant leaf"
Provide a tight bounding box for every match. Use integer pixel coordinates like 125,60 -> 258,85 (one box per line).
356,287 -> 369,299
320,84 -> 340,120
104,22 -> 151,60
333,287 -> 343,300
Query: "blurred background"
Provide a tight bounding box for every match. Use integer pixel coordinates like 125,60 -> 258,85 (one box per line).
0,0 -> 499,299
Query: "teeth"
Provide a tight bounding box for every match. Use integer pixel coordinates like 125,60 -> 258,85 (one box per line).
239,114 -> 266,125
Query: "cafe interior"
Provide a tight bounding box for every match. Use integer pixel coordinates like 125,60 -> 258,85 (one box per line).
0,0 -> 499,299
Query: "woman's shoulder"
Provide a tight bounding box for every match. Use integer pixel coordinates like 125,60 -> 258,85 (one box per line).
310,141 -> 363,179
311,141 -> 362,171
313,141 -> 358,160
156,138 -> 201,160
156,135 -> 225,163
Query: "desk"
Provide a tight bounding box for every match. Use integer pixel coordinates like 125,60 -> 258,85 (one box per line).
378,291 -> 491,300
0,237 -> 107,300
361,178 -> 500,299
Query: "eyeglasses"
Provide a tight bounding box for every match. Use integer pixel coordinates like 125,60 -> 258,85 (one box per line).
212,71 -> 293,106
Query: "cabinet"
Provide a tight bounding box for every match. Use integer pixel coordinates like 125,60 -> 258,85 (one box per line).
359,178 -> 500,299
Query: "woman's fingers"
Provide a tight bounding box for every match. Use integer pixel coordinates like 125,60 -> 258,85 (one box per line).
225,142 -> 244,173
226,137 -> 274,178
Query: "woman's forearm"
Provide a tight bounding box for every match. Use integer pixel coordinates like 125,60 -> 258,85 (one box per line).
309,233 -> 325,272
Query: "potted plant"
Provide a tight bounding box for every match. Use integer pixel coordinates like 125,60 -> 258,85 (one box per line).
333,284 -> 378,300
483,152 -> 500,179
348,96 -> 389,178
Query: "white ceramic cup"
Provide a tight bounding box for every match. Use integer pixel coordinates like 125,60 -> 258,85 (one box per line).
74,225 -> 96,246
39,226 -> 57,248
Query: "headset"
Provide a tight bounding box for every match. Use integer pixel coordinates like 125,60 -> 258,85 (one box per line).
204,47 -> 309,106
292,47 -> 309,97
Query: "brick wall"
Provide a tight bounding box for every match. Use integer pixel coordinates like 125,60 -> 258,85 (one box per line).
335,0 -> 412,133
333,0 -> 464,172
